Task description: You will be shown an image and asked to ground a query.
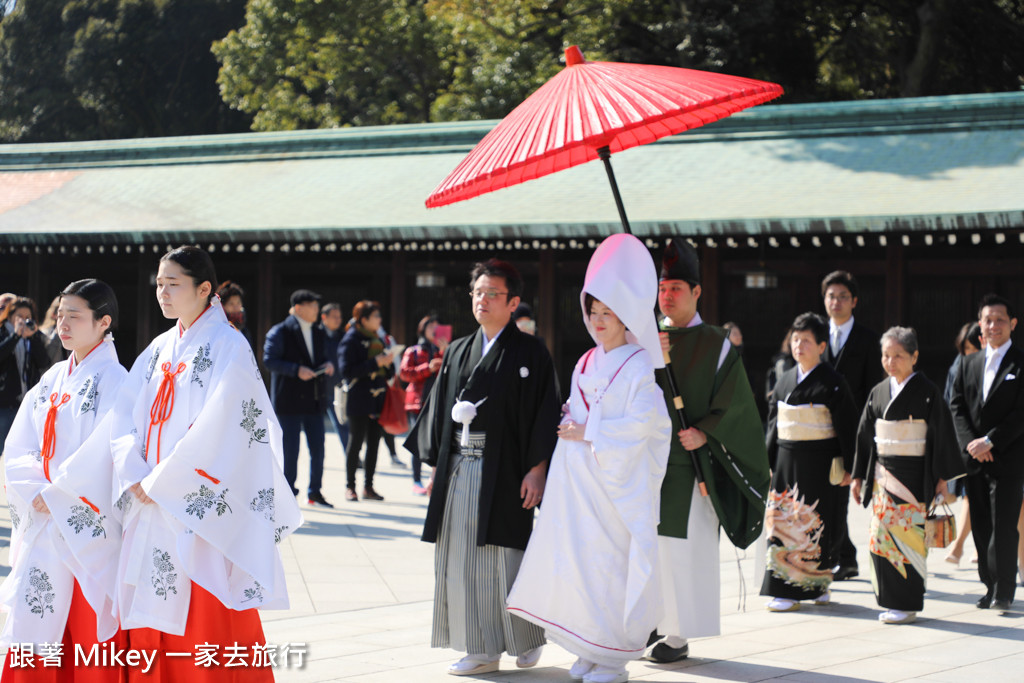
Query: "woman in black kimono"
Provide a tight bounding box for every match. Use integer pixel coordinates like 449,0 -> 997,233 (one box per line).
852,326 -> 965,624
762,313 -> 859,612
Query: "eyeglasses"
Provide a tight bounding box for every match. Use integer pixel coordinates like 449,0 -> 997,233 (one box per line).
470,289 -> 508,300
825,293 -> 852,302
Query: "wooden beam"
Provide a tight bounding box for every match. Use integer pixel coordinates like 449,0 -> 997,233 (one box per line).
256,252 -> 274,371
538,250 -> 556,359
700,245 -> 720,324
884,241 -> 906,327
135,254 -> 152,354
390,252 -> 408,344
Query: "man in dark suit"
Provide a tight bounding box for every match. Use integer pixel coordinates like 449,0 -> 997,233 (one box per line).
821,270 -> 881,581
951,293 -> 1024,613
264,289 -> 336,507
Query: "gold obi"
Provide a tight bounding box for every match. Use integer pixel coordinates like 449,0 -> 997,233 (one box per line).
874,418 -> 927,456
777,403 -> 835,441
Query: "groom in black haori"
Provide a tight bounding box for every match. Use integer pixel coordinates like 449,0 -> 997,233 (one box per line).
407,258 -> 560,676
649,238 -> 770,663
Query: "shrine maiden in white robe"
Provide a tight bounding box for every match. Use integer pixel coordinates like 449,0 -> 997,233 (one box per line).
110,298 -> 301,635
507,343 -> 671,667
0,335 -> 127,647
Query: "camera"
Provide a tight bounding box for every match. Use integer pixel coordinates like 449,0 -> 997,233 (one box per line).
24,319 -> 36,331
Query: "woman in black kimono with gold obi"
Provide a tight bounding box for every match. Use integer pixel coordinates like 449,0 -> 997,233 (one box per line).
762,313 -> 859,612
852,326 -> 964,624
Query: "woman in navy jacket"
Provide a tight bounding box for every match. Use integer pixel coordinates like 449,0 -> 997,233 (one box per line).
338,301 -> 394,502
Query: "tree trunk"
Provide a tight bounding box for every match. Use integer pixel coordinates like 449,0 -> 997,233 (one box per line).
901,0 -> 954,97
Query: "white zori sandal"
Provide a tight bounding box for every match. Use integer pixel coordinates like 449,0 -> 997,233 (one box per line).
447,654 -> 500,676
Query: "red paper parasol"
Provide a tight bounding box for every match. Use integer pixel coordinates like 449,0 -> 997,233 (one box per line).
425,45 -> 783,234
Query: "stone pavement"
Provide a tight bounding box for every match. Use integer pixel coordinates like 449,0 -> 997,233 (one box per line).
2,433 -> 1023,682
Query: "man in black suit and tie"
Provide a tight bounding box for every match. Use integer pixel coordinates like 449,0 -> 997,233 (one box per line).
821,270 -> 881,581
264,289 -> 336,507
951,293 -> 1024,613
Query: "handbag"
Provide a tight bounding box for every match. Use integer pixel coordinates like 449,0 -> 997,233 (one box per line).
335,379 -> 355,425
828,456 -> 846,485
925,501 -> 957,549
379,378 -> 409,435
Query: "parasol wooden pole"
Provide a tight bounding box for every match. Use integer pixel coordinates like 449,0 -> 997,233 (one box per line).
597,146 -> 633,235
663,349 -> 709,497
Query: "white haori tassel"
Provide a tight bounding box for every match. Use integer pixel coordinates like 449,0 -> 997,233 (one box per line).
451,397 -> 487,447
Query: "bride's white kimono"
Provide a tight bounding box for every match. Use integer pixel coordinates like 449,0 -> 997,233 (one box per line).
111,298 -> 301,635
0,336 -> 127,647
507,342 -> 671,667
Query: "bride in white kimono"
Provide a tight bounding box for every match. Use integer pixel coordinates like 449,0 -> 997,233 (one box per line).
111,246 -> 301,681
507,234 -> 671,683
0,279 -> 127,680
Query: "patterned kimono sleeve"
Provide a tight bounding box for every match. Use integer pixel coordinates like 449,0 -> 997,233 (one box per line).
110,347 -> 158,497
4,382 -> 47,510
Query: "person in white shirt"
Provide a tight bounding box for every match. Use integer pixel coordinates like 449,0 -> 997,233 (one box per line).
950,294 -> 1024,613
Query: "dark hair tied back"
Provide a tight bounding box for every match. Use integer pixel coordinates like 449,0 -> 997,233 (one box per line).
161,246 -> 219,304
61,279 -> 119,331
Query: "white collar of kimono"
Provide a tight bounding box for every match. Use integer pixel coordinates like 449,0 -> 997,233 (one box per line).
480,325 -> 504,357
580,234 -> 664,369
889,371 -> 917,399
796,361 -> 820,385
176,295 -> 224,339
68,333 -> 115,374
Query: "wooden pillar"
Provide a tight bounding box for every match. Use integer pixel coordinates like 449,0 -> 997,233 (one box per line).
699,245 -> 721,325
136,253 -> 152,354
390,252 -> 408,344
26,253 -> 43,308
538,250 -> 556,359
884,241 -> 906,328
256,252 -> 275,365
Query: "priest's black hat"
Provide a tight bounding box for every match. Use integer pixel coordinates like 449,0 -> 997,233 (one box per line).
660,238 -> 700,286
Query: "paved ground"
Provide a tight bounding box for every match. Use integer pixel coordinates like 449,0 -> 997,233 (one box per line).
2,433 -> 1022,682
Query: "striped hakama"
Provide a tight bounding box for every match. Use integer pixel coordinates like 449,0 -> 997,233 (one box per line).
432,432 -> 545,657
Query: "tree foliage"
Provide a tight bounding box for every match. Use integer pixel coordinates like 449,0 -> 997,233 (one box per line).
1,0 -> 1021,140
213,0 -> 448,130
0,0 -> 251,142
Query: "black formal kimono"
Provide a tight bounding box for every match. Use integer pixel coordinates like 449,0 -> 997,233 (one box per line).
761,363 -> 858,601
412,320 -> 560,549
853,373 -> 965,612
407,320 -> 559,657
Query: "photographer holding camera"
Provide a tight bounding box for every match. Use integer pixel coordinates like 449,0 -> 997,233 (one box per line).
0,297 -> 54,452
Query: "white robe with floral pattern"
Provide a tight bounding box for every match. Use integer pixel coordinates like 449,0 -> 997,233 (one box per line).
0,336 -> 127,647
110,299 -> 301,635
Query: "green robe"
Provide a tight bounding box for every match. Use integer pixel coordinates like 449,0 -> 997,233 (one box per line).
656,320 -> 770,549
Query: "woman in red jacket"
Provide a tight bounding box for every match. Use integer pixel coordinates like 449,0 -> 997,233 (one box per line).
400,315 -> 447,495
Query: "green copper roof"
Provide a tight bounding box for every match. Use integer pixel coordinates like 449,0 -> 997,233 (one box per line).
0,92 -> 1021,244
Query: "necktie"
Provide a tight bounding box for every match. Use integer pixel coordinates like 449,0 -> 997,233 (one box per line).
831,328 -> 842,356
983,351 -> 1000,401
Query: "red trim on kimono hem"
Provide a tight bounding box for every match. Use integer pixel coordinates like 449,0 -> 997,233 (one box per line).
506,607 -> 644,653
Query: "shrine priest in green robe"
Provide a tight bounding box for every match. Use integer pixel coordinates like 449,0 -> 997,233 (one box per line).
406,258 -> 561,677
648,238 -> 770,664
